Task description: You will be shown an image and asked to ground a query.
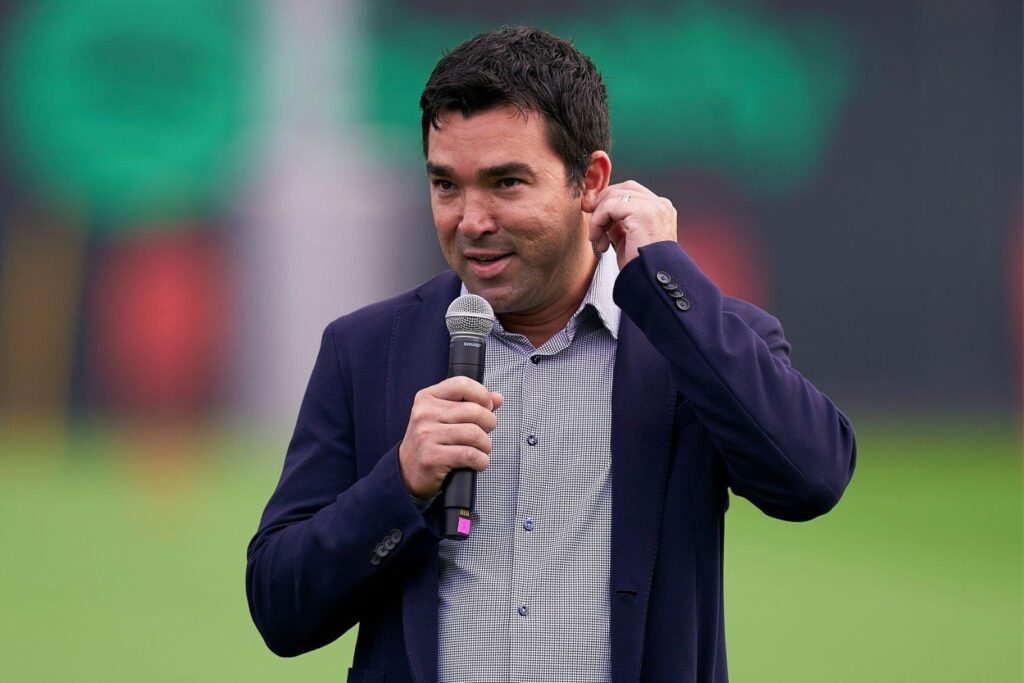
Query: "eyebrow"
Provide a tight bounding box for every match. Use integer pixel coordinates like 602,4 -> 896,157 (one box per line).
478,162 -> 535,181
425,162 -> 454,178
426,161 -> 537,182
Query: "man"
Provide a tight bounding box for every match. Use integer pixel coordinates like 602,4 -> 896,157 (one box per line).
246,26 -> 856,683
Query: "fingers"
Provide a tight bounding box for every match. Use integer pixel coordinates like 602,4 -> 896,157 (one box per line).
413,379 -> 501,433
403,441 -> 491,499
584,179 -> 656,214
589,184 -> 655,231
428,376 -> 500,409
438,422 -> 492,454
399,378 -> 503,498
436,400 -> 498,433
439,444 -> 491,472
609,179 -> 655,196
585,179 -> 678,268
587,186 -> 636,247
413,422 -> 492,472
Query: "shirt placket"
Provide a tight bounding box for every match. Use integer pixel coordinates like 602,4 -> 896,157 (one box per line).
508,330 -> 571,682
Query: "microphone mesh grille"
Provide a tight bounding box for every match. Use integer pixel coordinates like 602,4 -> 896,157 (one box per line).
446,294 -> 495,337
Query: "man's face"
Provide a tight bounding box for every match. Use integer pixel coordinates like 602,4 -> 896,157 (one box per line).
426,106 -> 594,317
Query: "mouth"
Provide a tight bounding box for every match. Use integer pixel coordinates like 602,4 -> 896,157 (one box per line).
465,253 -> 512,279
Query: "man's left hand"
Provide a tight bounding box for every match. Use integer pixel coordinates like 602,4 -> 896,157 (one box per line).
585,180 -> 678,270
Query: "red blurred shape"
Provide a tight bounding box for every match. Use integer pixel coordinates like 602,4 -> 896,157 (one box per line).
677,210 -> 770,308
90,229 -> 232,415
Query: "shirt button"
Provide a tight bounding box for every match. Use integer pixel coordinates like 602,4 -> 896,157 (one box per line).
530,355 -> 540,364
526,434 -> 538,446
518,604 -> 529,617
523,518 -> 535,531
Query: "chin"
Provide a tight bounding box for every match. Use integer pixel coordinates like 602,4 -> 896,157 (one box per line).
472,290 -> 510,313
462,283 -> 518,314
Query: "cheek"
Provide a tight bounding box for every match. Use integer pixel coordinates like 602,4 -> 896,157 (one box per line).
527,200 -> 583,249
435,227 -> 458,257
432,207 -> 458,243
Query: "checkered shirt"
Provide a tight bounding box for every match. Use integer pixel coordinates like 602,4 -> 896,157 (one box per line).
437,249 -> 621,683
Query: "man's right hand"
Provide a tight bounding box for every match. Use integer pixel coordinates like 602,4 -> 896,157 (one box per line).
398,376 -> 503,500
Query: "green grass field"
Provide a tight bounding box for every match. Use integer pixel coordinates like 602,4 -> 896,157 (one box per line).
1,418 -> 1020,682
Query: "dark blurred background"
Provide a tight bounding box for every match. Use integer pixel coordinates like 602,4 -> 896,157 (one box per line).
0,1 -> 1020,681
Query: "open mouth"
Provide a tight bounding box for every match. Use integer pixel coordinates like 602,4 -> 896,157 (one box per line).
466,253 -> 512,278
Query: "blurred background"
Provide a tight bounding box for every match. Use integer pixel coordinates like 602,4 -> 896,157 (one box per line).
0,0 -> 1020,681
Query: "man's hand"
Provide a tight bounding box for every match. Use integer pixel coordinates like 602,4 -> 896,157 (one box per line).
585,180 -> 678,270
398,376 -> 504,500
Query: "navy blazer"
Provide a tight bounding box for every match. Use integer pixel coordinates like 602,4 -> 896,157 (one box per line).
246,241 -> 856,683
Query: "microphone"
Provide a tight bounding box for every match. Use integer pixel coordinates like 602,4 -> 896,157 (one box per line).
441,294 -> 495,539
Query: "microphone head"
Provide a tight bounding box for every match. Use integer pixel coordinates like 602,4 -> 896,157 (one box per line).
446,294 -> 495,338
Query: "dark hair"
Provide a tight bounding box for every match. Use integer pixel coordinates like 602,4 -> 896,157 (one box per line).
420,26 -> 610,192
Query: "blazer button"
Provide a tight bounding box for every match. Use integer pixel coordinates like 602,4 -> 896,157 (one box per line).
676,298 -> 691,311
656,271 -> 672,284
390,529 -> 403,544
668,289 -> 685,299
661,281 -> 679,291
375,542 -> 388,557
370,554 -> 381,566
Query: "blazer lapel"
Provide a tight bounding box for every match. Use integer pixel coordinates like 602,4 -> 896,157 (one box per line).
609,315 -> 677,683
389,272 -> 460,683
384,273 -> 457,450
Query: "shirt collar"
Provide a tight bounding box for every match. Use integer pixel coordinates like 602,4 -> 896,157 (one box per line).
579,247 -> 621,340
458,246 -> 621,341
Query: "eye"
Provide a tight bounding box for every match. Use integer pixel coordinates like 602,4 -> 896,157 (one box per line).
497,177 -> 522,189
431,179 -> 455,192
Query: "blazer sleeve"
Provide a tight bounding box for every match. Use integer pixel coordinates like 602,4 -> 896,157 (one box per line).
245,323 -> 438,657
613,240 -> 856,521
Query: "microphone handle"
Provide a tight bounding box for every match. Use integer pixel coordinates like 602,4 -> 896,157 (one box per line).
442,335 -> 486,539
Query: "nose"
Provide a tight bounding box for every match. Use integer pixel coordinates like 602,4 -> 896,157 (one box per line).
457,190 -> 497,240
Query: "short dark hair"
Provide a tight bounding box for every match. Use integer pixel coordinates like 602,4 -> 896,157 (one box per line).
420,26 -> 610,192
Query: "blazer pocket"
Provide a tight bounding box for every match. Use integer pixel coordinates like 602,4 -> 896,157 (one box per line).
674,396 -> 699,432
347,668 -> 387,683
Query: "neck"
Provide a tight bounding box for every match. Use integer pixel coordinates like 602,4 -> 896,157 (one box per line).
499,252 -> 598,348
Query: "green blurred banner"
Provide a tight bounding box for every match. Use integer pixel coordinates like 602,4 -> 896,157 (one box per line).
364,3 -> 854,197
0,0 -> 259,227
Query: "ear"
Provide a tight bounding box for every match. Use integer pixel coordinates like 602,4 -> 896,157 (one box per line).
580,151 -> 611,213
